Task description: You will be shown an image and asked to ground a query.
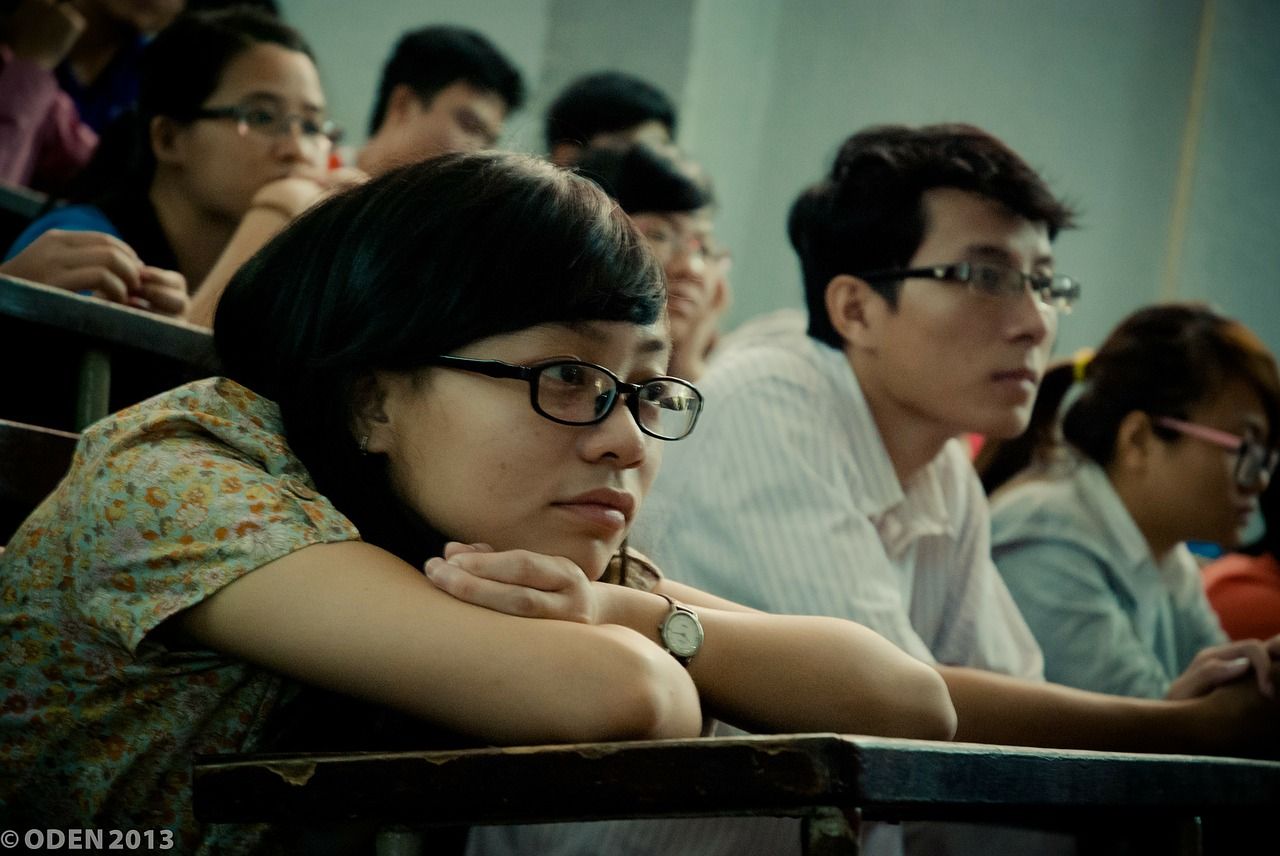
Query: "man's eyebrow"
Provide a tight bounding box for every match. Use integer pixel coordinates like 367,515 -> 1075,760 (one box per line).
637,336 -> 668,355
964,244 -> 1054,269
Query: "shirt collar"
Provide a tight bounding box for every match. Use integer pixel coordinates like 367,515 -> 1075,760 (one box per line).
1072,458 -> 1156,570
811,340 -> 955,542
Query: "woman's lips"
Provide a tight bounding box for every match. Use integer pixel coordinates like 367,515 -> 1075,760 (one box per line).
552,489 -> 636,531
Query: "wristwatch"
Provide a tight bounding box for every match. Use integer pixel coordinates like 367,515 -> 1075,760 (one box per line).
656,594 -> 704,665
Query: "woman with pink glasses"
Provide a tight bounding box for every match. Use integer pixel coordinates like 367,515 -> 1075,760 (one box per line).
979,303 -> 1280,699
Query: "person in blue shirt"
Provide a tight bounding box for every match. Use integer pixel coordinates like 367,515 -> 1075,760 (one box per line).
4,7 -> 359,322
980,303 -> 1280,699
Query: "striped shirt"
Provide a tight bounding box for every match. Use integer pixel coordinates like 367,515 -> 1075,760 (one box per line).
468,316 -> 1047,856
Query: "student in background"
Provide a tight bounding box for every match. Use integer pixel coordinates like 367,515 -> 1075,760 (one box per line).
982,303 -> 1280,699
1204,450 -> 1280,640
577,143 -> 729,381
0,0 -> 99,193
545,70 -> 676,167
4,7 -> 359,322
478,124 -> 1280,856
0,151 -> 956,852
355,25 -> 523,175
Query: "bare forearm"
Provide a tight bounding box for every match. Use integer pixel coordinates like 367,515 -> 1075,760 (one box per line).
939,665 -> 1278,757
602,585 -> 956,740
186,205 -> 290,326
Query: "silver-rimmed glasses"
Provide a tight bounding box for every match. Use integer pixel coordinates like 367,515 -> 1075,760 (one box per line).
857,261 -> 1081,311
192,96 -> 343,145
428,356 -> 704,441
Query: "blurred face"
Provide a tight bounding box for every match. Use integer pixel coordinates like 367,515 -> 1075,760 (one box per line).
854,187 -> 1057,440
369,81 -> 507,171
1145,380 -> 1272,549
631,211 -> 722,371
369,321 -> 669,578
161,43 -> 330,223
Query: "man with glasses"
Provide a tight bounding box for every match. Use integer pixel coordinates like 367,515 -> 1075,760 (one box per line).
496,124 -> 1280,856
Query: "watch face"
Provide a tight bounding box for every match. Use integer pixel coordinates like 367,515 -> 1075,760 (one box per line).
665,611 -> 703,658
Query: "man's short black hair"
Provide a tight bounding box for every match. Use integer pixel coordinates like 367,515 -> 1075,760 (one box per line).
576,143 -> 708,215
545,71 -> 676,152
788,123 -> 1077,348
368,25 -> 525,136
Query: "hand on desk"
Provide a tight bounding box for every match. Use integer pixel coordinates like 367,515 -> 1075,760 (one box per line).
1167,634 -> 1280,701
0,229 -> 190,316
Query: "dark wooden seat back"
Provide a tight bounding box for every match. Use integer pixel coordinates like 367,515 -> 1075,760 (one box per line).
0,418 -> 78,545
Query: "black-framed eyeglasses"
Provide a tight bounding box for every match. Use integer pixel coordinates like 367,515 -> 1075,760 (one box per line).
856,261 -> 1081,311
1155,416 -> 1279,490
428,356 -> 704,441
192,98 -> 343,145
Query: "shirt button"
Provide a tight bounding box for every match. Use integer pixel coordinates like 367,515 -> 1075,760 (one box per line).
282,478 -> 319,501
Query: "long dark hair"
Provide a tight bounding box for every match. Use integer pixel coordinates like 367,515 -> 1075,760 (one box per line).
213,152 -> 666,566
978,303 -> 1280,495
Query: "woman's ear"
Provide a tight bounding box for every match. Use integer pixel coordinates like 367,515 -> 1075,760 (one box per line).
1114,410 -> 1156,475
825,274 -> 883,350
350,373 -> 392,454
150,116 -> 185,166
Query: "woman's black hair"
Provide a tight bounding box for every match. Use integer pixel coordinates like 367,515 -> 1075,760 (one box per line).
213,152 -> 666,566
69,6 -> 313,201
575,143 -> 710,216
978,303 -> 1280,495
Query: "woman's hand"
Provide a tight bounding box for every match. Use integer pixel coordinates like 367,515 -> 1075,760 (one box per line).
249,166 -> 369,220
0,229 -> 189,315
1166,636 -> 1280,701
425,542 -> 607,625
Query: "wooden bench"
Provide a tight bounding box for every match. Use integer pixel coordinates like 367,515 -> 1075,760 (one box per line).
0,418 -> 78,544
193,733 -> 1280,855
0,274 -> 218,431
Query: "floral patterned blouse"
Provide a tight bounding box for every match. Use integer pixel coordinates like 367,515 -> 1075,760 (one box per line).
0,378 -> 361,853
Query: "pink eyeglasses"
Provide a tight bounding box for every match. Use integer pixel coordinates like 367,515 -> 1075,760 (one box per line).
1154,416 -> 1278,490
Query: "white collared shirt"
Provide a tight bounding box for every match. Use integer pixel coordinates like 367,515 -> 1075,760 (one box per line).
468,316 -> 1049,856
634,318 -> 1043,677
990,458 -> 1227,697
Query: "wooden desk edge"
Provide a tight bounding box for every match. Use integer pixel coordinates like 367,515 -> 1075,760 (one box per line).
193,733 -> 1280,826
0,275 -> 217,369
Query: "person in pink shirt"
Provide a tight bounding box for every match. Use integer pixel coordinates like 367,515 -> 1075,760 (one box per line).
0,0 -> 98,193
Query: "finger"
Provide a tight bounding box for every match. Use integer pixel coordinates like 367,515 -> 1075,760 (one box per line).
53,266 -> 131,304
1239,642 -> 1275,697
445,550 -> 575,590
137,268 -> 190,316
1265,634 -> 1280,658
442,541 -> 495,560
325,166 -> 370,188
424,557 -> 560,618
52,229 -> 143,263
74,245 -> 144,294
1200,657 -> 1252,697
135,281 -> 188,316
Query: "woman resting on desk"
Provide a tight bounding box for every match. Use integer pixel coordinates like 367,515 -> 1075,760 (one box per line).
979,303 -> 1280,699
1,7 -> 359,322
0,153 -> 955,852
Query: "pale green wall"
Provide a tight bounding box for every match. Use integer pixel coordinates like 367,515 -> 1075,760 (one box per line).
281,0 -> 1278,357
1178,0 -> 1280,354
